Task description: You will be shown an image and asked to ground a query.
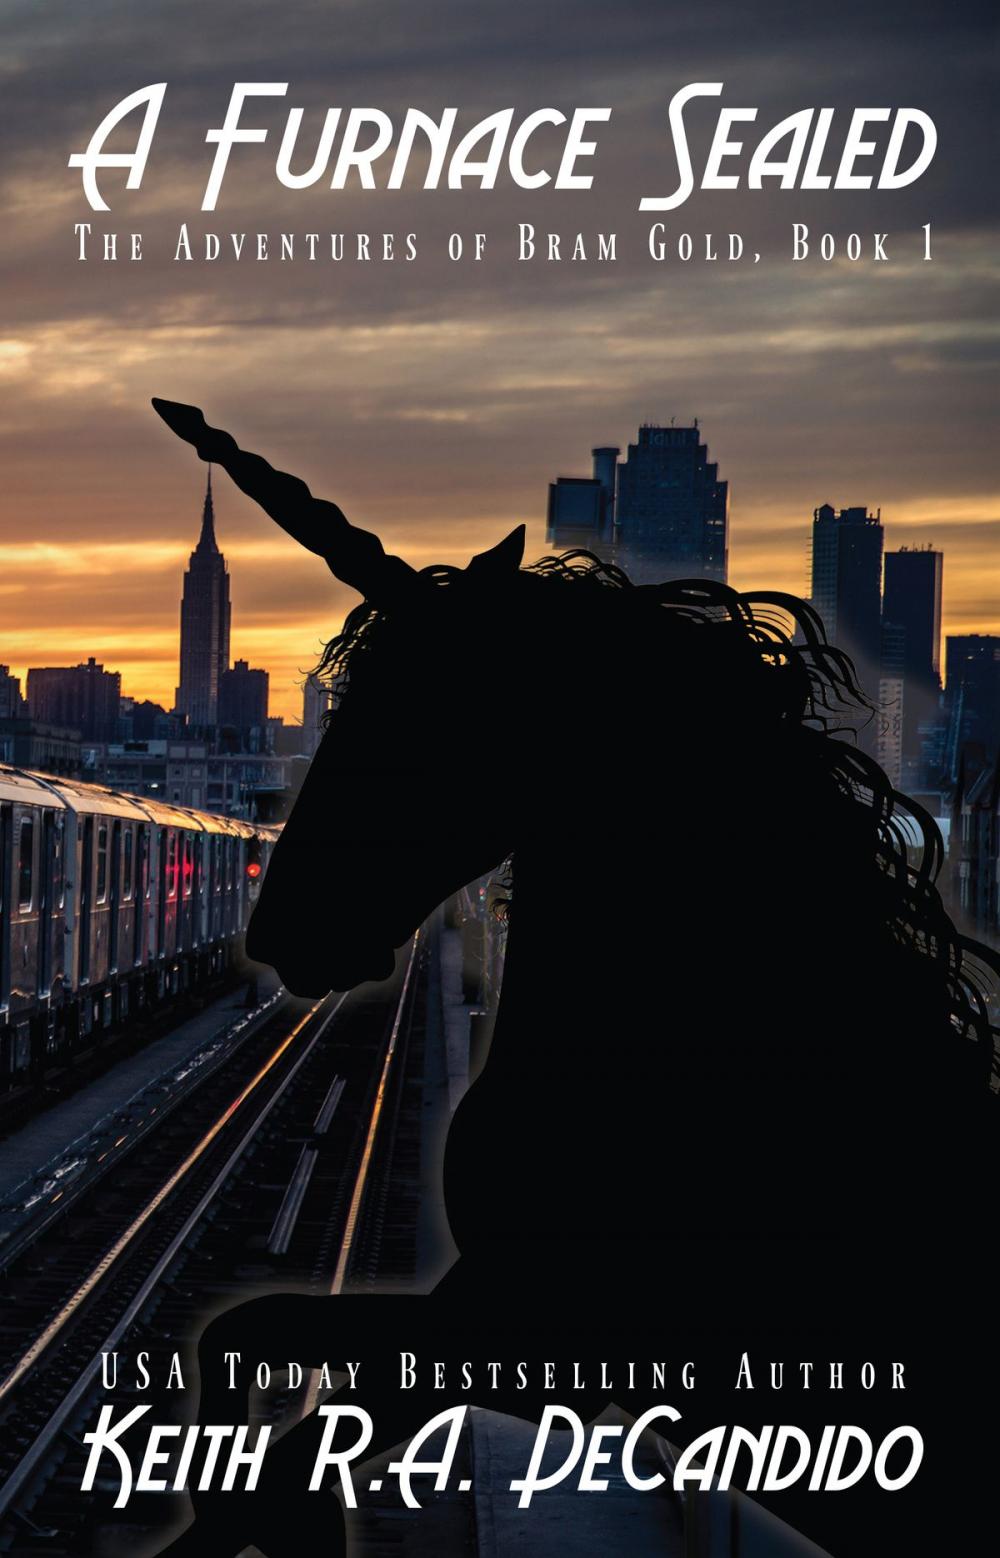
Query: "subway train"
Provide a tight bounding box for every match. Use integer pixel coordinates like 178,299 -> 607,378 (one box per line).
0,763 -> 279,1088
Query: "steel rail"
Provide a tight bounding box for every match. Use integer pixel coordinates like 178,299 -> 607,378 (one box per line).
0,990 -> 348,1520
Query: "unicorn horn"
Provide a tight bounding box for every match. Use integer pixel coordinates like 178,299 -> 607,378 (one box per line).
152,399 -> 415,602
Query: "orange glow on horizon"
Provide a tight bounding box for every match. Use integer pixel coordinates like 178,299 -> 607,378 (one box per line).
1,492 -> 996,721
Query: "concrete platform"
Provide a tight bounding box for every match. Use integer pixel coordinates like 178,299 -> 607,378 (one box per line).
0,975 -> 280,1211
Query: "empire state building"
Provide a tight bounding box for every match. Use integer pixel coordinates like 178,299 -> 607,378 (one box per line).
175,469 -> 231,727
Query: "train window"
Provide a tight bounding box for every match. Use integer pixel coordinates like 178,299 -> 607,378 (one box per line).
111,820 -> 121,897
0,805 -> 9,1000
96,824 -> 108,903
166,831 -> 178,900
0,805 -> 8,920
54,820 -> 65,909
18,817 -> 34,910
182,834 -> 193,898
138,826 -> 150,899
123,828 -> 134,900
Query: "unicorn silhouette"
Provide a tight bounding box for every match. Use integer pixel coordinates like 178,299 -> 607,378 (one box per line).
150,400 -> 996,1558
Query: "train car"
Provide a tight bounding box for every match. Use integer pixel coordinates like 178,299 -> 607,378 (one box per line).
0,763 -> 279,1089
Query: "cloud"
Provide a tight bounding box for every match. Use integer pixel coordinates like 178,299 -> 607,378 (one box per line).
0,0 -> 996,720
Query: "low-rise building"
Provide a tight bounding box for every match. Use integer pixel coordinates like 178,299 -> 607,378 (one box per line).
81,738 -> 294,821
0,717 -> 82,777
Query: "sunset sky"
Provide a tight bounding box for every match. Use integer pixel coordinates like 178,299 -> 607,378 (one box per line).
0,0 -> 996,722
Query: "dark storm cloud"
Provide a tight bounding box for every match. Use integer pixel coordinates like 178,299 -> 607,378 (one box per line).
0,0 -> 995,340
3,1 -> 996,252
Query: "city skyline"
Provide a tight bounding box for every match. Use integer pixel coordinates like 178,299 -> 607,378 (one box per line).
0,430 -> 993,725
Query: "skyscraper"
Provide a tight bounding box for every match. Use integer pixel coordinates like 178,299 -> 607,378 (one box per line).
546,446 -> 619,557
546,475 -> 608,554
944,635 -> 1000,775
878,621 -> 906,789
615,424 -> 728,583
175,469 -> 231,728
219,659 -> 269,747
810,504 -> 884,698
882,546 -> 943,787
883,548 -> 943,684
546,425 -> 728,584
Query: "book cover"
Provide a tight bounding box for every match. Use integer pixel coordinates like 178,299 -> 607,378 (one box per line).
0,4 -> 996,1555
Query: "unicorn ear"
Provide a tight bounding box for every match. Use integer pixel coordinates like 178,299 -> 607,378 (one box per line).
466,524 -> 525,577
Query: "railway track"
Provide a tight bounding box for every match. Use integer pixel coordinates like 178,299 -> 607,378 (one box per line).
0,931 -> 430,1555
0,986 -> 288,1270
